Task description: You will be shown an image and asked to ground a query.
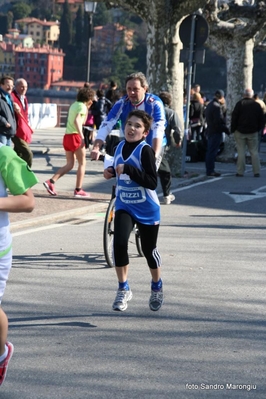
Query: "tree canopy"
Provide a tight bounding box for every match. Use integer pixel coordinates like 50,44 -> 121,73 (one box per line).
11,2 -> 32,20
59,0 -> 72,53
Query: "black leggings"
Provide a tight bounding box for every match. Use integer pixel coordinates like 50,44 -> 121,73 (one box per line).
114,210 -> 161,269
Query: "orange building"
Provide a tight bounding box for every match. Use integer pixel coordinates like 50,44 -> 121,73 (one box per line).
14,45 -> 65,89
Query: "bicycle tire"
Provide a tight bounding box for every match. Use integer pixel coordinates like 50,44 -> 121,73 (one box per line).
103,197 -> 116,268
134,225 -> 144,257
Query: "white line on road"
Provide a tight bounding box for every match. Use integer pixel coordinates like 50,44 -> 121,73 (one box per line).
224,185 -> 266,203
12,215 -> 104,237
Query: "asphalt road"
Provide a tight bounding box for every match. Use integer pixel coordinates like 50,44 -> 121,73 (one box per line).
3,164 -> 266,398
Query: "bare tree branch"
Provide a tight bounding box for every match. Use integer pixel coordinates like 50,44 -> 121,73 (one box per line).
204,0 -> 266,40
98,0 -> 207,24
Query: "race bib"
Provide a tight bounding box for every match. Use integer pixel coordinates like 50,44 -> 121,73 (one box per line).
118,185 -> 146,204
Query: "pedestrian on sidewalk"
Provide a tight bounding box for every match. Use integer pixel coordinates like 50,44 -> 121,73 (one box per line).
205,89 -> 230,177
0,76 -> 16,147
231,88 -> 265,177
11,78 -> 33,167
105,80 -> 118,107
0,144 -> 38,385
158,91 -> 183,204
43,87 -> 95,197
104,110 -> 163,312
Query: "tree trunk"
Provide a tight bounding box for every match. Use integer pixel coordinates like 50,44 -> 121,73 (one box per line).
225,39 -> 254,115
208,34 -> 255,161
219,39 -> 254,161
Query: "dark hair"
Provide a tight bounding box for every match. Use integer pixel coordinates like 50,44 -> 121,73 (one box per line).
110,80 -> 117,88
96,89 -> 104,98
126,110 -> 153,132
125,72 -> 148,89
83,82 -> 90,88
215,89 -> 225,99
159,91 -> 172,106
0,75 -> 14,85
77,87 -> 95,102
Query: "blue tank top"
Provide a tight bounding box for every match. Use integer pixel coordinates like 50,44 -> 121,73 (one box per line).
114,140 -> 160,225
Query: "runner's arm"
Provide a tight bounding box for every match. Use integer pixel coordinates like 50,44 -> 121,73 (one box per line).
91,100 -> 123,159
151,100 -> 167,157
0,189 -> 35,213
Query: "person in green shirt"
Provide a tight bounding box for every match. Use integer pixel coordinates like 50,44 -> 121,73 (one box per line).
44,87 -> 95,197
0,144 -> 38,385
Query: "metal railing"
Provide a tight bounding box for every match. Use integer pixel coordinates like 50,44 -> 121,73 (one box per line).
56,104 -> 69,127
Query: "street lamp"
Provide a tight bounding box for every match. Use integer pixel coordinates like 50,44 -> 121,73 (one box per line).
84,1 -> 97,83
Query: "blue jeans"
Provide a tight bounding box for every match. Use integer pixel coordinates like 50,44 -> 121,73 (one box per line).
0,135 -> 12,146
205,133 -> 222,175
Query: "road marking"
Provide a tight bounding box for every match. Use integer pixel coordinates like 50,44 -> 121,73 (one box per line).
12,214 -> 104,237
157,176 -> 223,198
223,185 -> 266,203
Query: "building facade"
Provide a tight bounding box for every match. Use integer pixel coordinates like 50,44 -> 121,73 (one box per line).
14,46 -> 65,89
15,18 -> 60,46
0,42 -> 16,77
3,29 -> 34,48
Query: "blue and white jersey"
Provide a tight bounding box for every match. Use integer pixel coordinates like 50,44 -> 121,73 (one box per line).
114,140 -> 160,225
96,93 -> 167,147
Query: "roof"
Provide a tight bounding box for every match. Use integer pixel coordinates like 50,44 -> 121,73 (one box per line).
0,42 -> 16,51
55,0 -> 83,4
15,45 -> 65,55
15,18 -> 59,27
50,80 -> 97,88
5,34 -> 32,39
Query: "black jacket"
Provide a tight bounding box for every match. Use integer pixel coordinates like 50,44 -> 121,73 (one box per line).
231,98 -> 265,134
164,105 -> 183,146
0,90 -> 16,137
91,97 -> 112,129
189,100 -> 204,125
205,98 -> 229,135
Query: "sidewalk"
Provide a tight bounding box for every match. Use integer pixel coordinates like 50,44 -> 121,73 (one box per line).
9,128 -> 266,231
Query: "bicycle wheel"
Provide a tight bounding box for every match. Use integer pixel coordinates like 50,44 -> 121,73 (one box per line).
134,225 -> 144,257
103,197 -> 116,267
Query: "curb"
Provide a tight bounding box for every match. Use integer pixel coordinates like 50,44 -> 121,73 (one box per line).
10,201 -> 108,232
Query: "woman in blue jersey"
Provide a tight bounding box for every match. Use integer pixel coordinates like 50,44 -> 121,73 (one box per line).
104,110 -> 163,312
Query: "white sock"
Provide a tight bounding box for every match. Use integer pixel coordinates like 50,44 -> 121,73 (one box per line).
0,345 -> 8,363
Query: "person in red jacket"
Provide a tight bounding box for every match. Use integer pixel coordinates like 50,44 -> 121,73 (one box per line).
11,79 -> 33,167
